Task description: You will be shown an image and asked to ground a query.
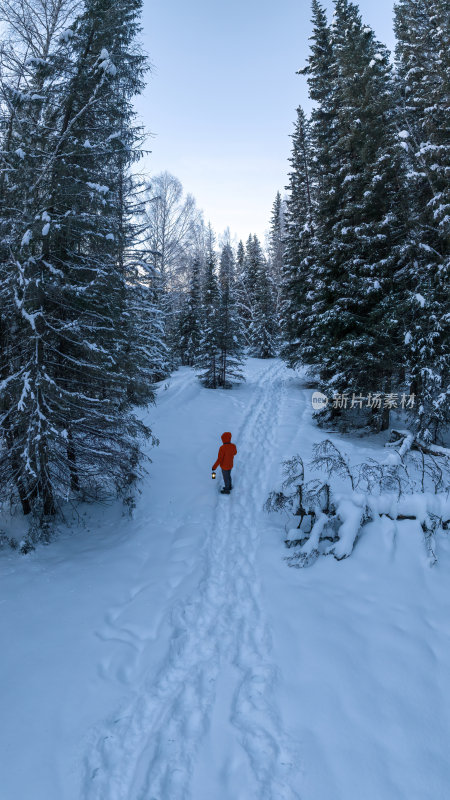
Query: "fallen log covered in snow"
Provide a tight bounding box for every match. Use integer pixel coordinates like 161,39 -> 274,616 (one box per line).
285,491 -> 450,567
386,429 -> 450,459
268,441 -> 450,568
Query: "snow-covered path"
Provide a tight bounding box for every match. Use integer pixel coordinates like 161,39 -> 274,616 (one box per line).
84,360 -> 300,800
2,358 -> 450,800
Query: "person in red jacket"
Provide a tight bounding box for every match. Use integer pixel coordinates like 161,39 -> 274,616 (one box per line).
212,432 -> 237,494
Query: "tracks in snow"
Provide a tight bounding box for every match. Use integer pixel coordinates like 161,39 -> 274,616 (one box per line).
84,361 -> 301,800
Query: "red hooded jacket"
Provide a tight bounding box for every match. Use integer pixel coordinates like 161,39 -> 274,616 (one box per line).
212,432 -> 237,471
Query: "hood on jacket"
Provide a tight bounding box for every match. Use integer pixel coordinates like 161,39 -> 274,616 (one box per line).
221,432 -> 232,444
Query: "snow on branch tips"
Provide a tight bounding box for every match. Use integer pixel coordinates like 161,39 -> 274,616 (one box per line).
97,49 -> 117,77
266,440 -> 450,568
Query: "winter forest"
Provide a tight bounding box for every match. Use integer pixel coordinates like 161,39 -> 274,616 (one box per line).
1,0 -> 449,798
0,0 -> 448,531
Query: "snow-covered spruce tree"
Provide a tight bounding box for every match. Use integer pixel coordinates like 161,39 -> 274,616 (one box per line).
217,243 -> 244,387
394,0 -> 450,441
0,0 -> 156,516
0,0 -> 80,513
102,21 -> 163,408
283,0 -> 338,374
300,0 -> 337,232
196,229 -> 221,388
298,0 -> 411,431
268,190 -> 285,314
235,233 -> 259,343
178,255 -> 203,367
0,9 -> 84,516
238,233 -> 277,354
236,239 -> 245,274
234,238 -> 252,347
249,235 -> 278,358
280,106 -> 315,369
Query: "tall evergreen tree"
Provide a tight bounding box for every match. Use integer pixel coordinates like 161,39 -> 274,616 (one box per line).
236,239 -> 245,274
217,243 -> 244,387
235,238 -> 251,346
285,1 -> 340,374
268,190 -> 285,313
248,235 -> 278,358
394,0 -> 450,440
291,0 -> 411,430
301,0 -> 337,217
280,106 -> 315,368
178,255 -> 203,367
0,0 -> 157,516
196,229 -> 221,388
241,234 -> 260,339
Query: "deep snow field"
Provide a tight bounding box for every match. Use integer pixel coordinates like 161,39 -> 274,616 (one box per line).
1,358 -> 450,800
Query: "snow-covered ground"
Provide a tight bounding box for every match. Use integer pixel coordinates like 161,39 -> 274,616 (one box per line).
1,358 -> 450,800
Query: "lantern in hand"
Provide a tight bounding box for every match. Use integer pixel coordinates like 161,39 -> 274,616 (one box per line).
212,471 -> 216,480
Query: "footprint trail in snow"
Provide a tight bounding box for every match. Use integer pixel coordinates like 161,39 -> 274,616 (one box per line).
84,362 -> 301,800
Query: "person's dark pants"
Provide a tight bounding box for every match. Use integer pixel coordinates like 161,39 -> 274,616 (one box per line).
221,469 -> 232,491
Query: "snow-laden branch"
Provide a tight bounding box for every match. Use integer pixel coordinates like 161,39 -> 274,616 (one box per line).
267,440 -> 450,568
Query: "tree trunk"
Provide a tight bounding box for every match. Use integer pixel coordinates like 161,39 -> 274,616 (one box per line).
38,435 -> 56,516
5,426 -> 32,515
380,404 -> 390,431
372,403 -> 390,432
67,427 -> 80,493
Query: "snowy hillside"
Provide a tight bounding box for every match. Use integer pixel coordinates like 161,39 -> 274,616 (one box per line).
1,358 -> 450,800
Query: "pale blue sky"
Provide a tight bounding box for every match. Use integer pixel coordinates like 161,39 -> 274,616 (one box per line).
137,0 -> 396,243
